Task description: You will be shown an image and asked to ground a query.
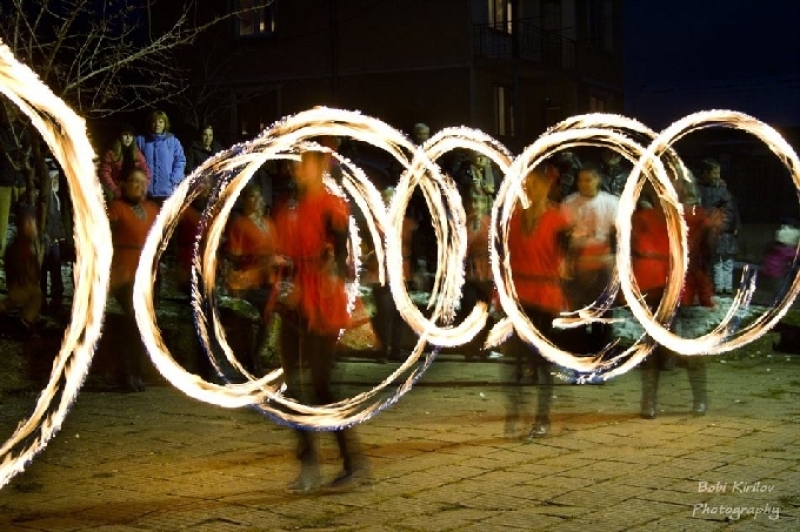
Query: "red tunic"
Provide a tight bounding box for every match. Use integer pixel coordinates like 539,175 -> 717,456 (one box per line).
682,205 -> 715,307
224,213 -> 277,290
107,199 -> 159,291
466,213 -> 491,282
400,216 -> 418,281
631,208 -> 670,294
507,204 -> 570,315
176,205 -> 202,269
273,188 -> 351,335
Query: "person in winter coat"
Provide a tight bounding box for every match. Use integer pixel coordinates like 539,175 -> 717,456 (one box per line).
136,110 -> 186,202
185,124 -> 225,176
98,123 -> 151,201
697,159 -> 740,294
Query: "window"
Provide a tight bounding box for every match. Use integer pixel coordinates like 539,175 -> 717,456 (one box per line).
495,86 -> 515,137
589,95 -> 606,112
236,0 -> 275,37
586,0 -> 613,51
487,0 -> 513,33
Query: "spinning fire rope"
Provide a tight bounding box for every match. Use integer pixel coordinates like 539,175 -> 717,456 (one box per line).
1,40 -> 799,489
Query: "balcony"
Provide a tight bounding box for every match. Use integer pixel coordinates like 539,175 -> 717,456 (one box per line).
473,21 -> 575,70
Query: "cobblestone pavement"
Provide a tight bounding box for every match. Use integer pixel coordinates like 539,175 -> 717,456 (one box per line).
1,340 -> 799,531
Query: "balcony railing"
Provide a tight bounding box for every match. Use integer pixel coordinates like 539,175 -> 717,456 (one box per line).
473,21 -> 575,70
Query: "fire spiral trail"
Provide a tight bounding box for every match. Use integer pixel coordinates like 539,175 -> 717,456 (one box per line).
0,42 -> 111,488
2,39 -> 799,489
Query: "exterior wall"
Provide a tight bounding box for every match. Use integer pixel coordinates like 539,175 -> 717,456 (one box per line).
185,0 -> 623,148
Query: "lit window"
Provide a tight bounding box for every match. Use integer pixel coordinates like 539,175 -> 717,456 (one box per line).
487,0 -> 513,33
237,0 -> 275,37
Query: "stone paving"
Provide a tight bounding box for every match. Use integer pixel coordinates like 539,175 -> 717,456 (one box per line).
1,335 -> 799,531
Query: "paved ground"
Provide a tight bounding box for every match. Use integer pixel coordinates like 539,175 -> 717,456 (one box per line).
1,337 -> 799,531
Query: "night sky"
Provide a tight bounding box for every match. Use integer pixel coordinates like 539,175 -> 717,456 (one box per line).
624,0 -> 800,128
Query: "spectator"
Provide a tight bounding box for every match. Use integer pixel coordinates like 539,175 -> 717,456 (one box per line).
600,148 -> 630,196
697,158 -> 740,294
136,110 -> 186,202
551,150 -> 582,202
0,112 -> 29,260
40,158 -> 66,310
455,150 -> 496,207
185,124 -> 225,176
98,123 -> 151,201
561,162 -> 619,352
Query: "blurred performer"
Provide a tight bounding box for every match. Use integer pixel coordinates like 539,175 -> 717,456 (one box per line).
272,150 -> 370,493
458,194 -> 493,360
175,177 -> 211,295
505,165 -> 571,439
637,179 -> 721,418
107,168 -> 159,392
223,183 -> 277,374
0,205 -> 43,337
371,186 -> 418,363
681,178 -> 721,309
562,162 -> 619,352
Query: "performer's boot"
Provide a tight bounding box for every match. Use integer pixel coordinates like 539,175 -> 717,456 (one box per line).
528,365 -> 553,439
288,431 -> 321,493
687,363 -> 708,416
329,430 -> 371,489
641,360 -> 660,419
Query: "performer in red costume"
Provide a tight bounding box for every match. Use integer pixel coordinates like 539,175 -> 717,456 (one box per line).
504,164 -> 572,440
458,194 -> 493,360
634,179 -> 722,419
223,183 -> 277,374
107,168 -> 159,392
272,149 -> 369,493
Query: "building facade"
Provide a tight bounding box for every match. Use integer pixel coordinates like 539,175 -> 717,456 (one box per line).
188,0 -> 623,153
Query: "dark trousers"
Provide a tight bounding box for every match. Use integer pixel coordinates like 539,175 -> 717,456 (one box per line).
237,286 -> 273,374
455,280 -> 492,359
505,307 -> 563,423
371,283 -> 405,359
40,242 -> 64,301
279,313 -> 358,470
111,284 -> 145,385
566,268 -> 613,353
